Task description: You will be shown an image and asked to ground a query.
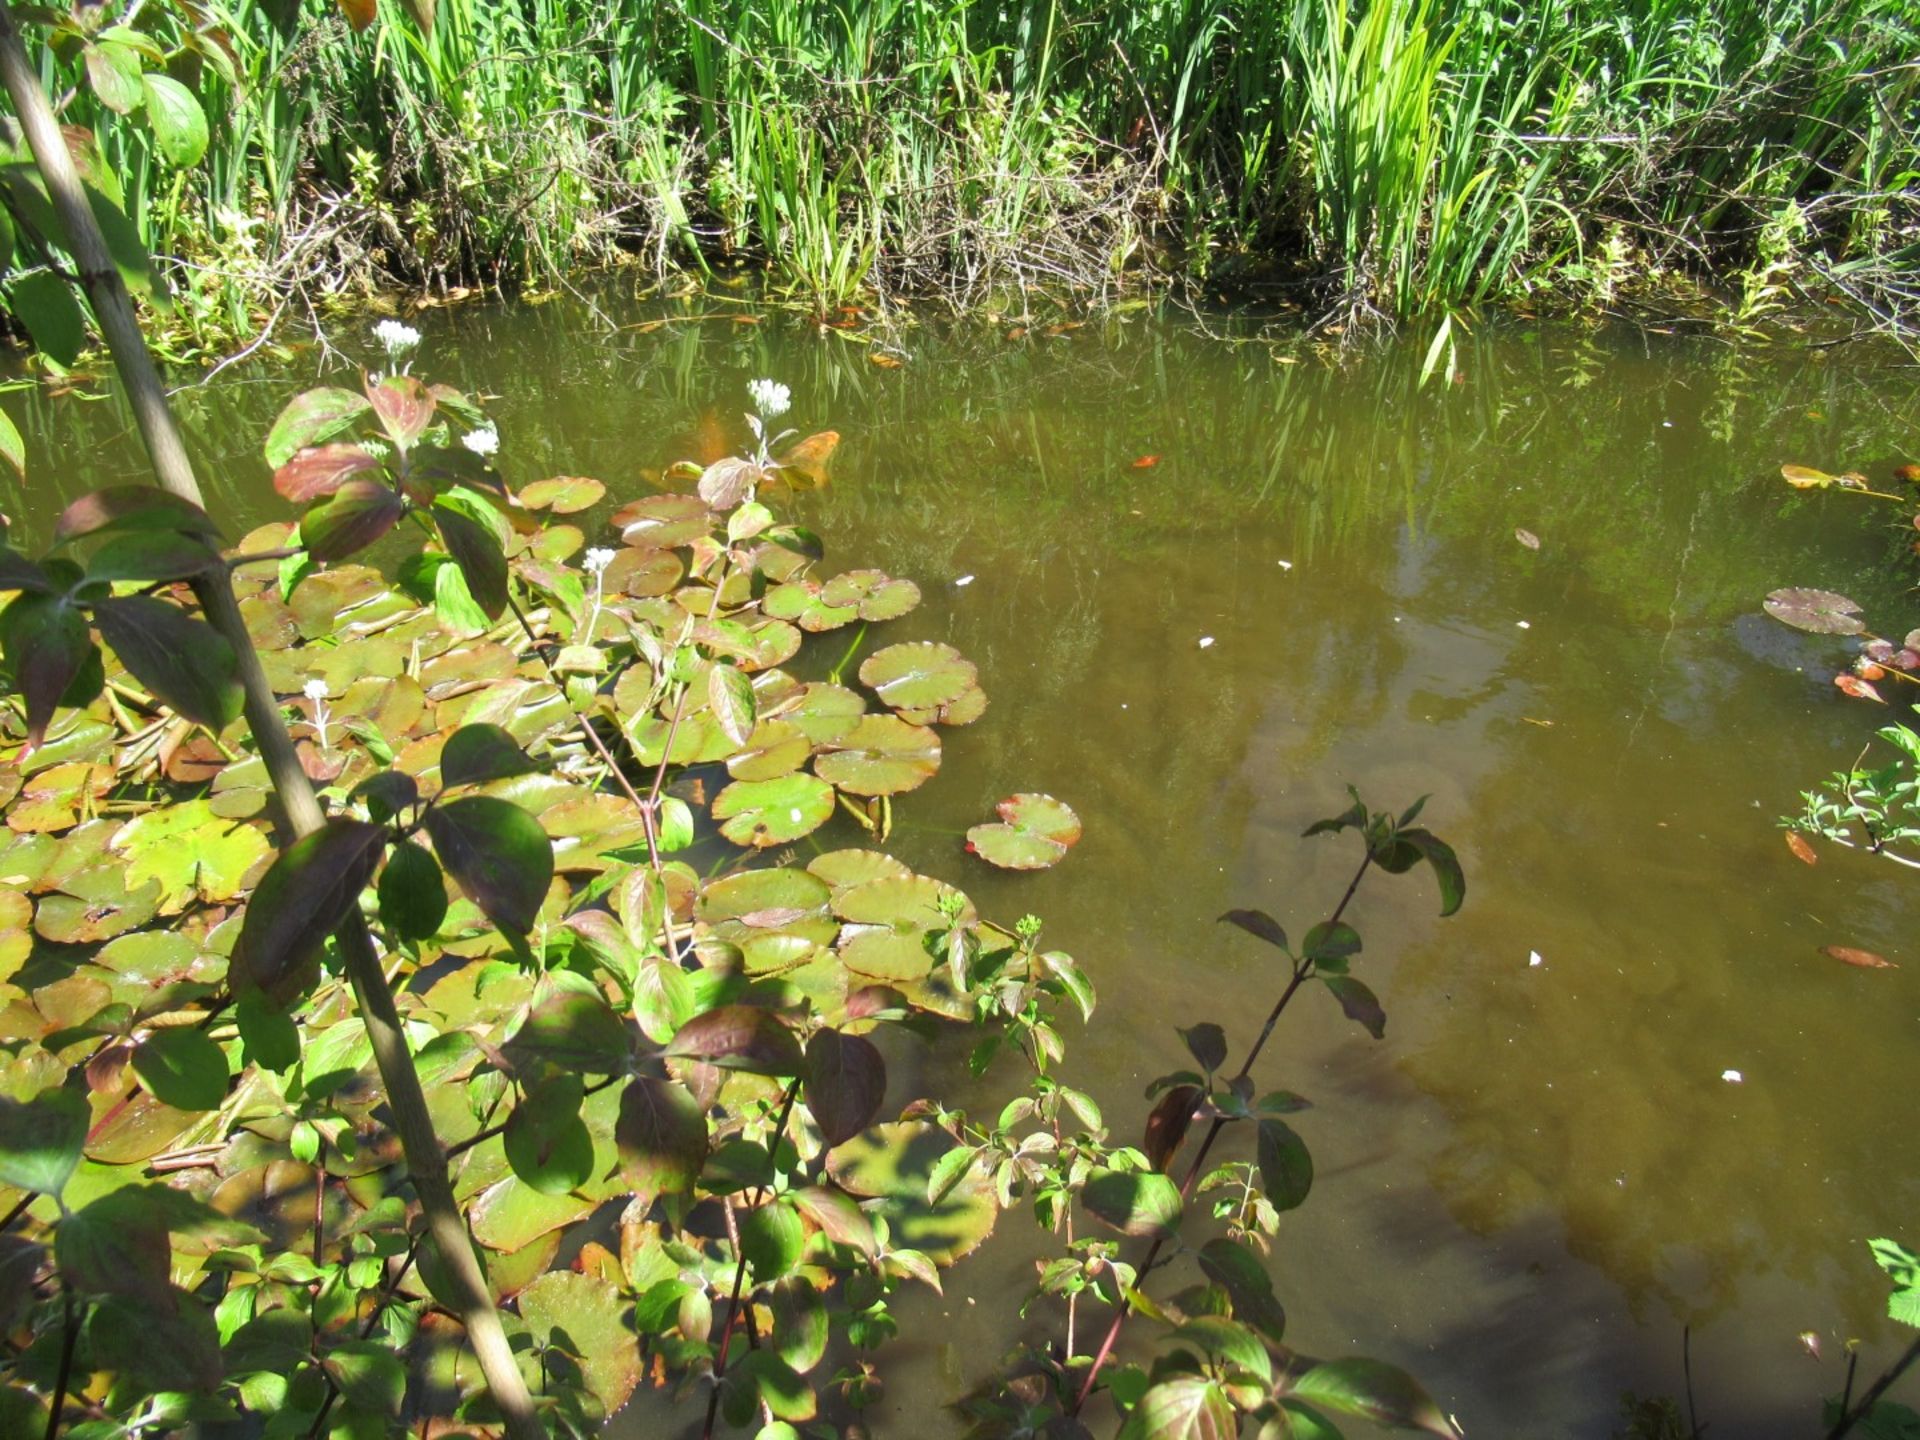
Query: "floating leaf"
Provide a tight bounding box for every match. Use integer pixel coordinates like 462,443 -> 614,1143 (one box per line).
1763,587 -> 1865,636
616,494 -> 713,550
112,798 -> 272,910
1514,527 -> 1540,550
859,641 -> 977,711
1835,673 -> 1886,703
712,773 -> 835,848
1785,832 -> 1818,866
1821,945 -> 1896,969
519,475 -> 605,513
966,792 -> 1081,870
1781,463 -> 1839,489
814,715 -> 942,797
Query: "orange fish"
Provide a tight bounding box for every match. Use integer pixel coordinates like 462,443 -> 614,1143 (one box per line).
692,407 -> 730,465
1131,454 -> 1161,469
773,431 -> 840,490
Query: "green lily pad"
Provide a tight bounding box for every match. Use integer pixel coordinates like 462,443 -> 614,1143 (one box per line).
831,874 -> 970,930
712,774 -> 836,848
762,580 -> 858,633
742,619 -> 803,672
822,569 -> 921,621
897,681 -> 989,728
34,874 -> 162,944
814,715 -> 941,797
697,868 -> 835,943
774,683 -> 866,744
518,1270 -> 642,1413
727,720 -> 812,781
858,642 -> 976,712
609,546 -> 685,598
838,930 -> 938,982
966,793 -> 1082,871
806,849 -> 911,891
519,476 -> 606,514
626,711 -> 737,768
111,800 -> 273,911
825,1121 -> 998,1264
7,763 -> 112,834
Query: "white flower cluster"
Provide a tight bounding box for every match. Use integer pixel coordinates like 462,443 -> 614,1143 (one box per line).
748,377 -> 791,420
373,320 -> 421,358
461,424 -> 500,458
302,679 -> 329,702
583,547 -> 616,576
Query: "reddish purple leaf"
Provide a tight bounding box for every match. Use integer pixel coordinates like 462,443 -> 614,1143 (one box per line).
803,1029 -> 887,1147
274,443 -> 380,503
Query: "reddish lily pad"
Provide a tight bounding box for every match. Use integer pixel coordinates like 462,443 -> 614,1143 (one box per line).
966,793 -> 1082,871
615,495 -> 713,550
1764,588 -> 1865,636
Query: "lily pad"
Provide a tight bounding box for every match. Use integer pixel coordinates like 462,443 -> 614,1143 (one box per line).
697,868 -> 837,948
813,716 -> 941,797
966,793 -> 1082,871
712,774 -> 836,848
858,642 -> 976,712
727,720 -> 812,781
615,495 -> 713,551
806,850 -> 911,891
897,681 -> 988,728
111,800 -> 273,911
762,580 -> 858,633
1764,587 -> 1866,636
518,476 -> 606,514
825,1122 -> 997,1264
774,683 -> 867,745
518,1269 -> 642,1413
822,569 -> 921,622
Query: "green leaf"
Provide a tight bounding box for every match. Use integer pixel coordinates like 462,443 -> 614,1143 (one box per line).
1180,1022 -> 1227,1073
1198,1237 -> 1286,1342
422,795 -> 553,935
1256,1119 -> 1312,1212
1399,829 -> 1465,916
1082,1168 -> 1182,1239
85,39 -> 145,115
431,550 -> 490,632
237,819 -> 388,1003
83,530 -> 218,584
712,772 -> 836,848
53,486 -> 221,546
666,1005 -> 803,1076
235,992 -> 300,1071
140,73 -> 209,166
57,1190 -> 172,1308
615,1076 -> 707,1198
376,838 -> 447,942
368,374 -> 436,450
709,659 -> 757,747
439,722 -> 536,788
503,990 -> 631,1073
735,1350 -> 816,1422
92,596 -> 242,731
0,1087 -> 87,1196
504,1073 -> 593,1195
1221,908 -> 1288,950
321,1341 -> 406,1415
131,1026 -> 229,1111
1122,1376 -> 1235,1440
1168,1316 -> 1272,1382
1322,975 -> 1385,1040
265,388 -> 371,468
8,270 -> 86,367
1302,922 -> 1360,964
86,181 -> 166,305
0,406 -> 21,480
738,1199 -> 805,1282
1287,1359 -> 1456,1436
431,500 -> 507,620
0,590 -> 94,745
519,1270 -> 644,1412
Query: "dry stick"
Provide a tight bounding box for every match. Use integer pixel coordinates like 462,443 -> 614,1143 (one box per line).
1826,1333 -> 1920,1440
0,15 -> 543,1438
1070,851 -> 1375,1417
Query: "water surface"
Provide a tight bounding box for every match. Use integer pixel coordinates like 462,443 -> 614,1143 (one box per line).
10,295 -> 1920,1435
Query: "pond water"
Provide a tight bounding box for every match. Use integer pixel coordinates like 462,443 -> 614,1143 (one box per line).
9,292 -> 1920,1435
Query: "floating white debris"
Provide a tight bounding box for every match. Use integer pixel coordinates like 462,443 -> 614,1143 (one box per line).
1662,420 -> 1673,428
1198,636 -> 1215,649
1528,950 -> 1543,968
1516,620 -> 1532,629
955,575 -> 975,587
1277,559 -> 1294,571
1721,1068 -> 1743,1083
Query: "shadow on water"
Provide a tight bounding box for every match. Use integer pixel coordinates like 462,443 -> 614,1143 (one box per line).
10,288 -> 1920,1432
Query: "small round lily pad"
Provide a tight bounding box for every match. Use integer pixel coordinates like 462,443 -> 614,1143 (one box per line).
859,641 -> 977,712
727,719 -> 812,781
807,849 -> 912,891
897,681 -> 988,727
614,494 -> 713,550
712,773 -> 836,848
1763,587 -> 1865,636
774,683 -> 867,745
813,715 -> 941,797
519,476 -> 606,513
966,793 -> 1082,870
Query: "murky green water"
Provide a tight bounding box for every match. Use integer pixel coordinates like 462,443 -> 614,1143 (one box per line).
10,294 -> 1920,1435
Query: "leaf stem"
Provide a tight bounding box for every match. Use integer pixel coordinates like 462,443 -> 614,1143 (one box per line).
1068,847 -> 1373,1416
1826,1333 -> 1920,1440
42,1287 -> 74,1440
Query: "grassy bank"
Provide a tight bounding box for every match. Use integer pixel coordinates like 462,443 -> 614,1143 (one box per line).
30,0 -> 1920,348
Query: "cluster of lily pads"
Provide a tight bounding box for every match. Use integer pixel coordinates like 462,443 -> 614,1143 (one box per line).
0,350 -> 1470,1440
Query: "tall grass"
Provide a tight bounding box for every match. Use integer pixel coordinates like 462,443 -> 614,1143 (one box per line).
30,0 -> 1920,343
